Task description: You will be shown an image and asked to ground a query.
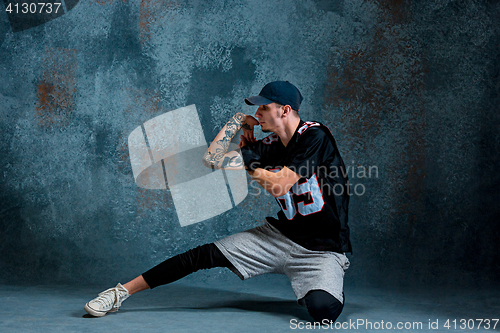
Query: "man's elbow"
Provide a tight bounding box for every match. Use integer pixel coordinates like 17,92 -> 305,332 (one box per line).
201,155 -> 216,169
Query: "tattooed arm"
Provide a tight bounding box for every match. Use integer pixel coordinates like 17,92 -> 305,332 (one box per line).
202,113 -> 258,170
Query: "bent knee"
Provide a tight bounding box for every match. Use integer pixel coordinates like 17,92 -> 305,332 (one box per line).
303,290 -> 344,323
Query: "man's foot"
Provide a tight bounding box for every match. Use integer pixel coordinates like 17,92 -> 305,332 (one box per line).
84,283 -> 130,317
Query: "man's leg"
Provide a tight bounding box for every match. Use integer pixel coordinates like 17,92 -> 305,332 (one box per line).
123,275 -> 150,295
302,290 -> 344,323
85,243 -> 233,316
141,243 -> 233,289
285,245 -> 349,324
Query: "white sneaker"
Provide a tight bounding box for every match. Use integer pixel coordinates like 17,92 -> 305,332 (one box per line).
84,283 -> 130,317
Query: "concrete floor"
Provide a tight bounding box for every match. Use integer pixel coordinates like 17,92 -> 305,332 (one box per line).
1,274 -> 499,333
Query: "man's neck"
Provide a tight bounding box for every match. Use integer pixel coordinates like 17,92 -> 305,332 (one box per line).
276,117 -> 301,147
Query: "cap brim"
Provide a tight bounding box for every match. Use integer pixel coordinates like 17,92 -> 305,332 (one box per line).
245,95 -> 274,106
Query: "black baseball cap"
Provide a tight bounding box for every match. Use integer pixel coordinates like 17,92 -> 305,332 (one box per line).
245,81 -> 303,111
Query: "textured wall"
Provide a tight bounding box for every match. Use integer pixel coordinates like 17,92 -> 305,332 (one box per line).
0,0 -> 499,288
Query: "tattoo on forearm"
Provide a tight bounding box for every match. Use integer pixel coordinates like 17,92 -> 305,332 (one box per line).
202,150 -> 226,168
222,155 -> 244,168
203,113 -> 246,168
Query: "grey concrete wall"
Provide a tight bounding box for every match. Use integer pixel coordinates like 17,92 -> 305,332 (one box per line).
0,0 -> 499,288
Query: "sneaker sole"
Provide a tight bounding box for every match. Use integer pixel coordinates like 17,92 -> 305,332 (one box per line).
84,303 -> 118,317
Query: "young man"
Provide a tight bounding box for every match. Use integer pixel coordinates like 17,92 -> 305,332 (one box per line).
84,81 -> 352,323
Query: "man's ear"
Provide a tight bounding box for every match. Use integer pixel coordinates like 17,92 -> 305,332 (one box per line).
282,105 -> 292,117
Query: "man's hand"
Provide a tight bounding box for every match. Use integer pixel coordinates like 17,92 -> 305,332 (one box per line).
238,135 -> 248,148
239,115 -> 259,148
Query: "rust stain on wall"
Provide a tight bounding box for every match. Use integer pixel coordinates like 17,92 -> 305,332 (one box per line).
36,47 -> 77,127
135,188 -> 173,219
139,0 -> 179,46
124,87 -> 162,118
324,0 -> 427,228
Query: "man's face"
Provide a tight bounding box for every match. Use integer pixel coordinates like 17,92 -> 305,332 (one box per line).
254,103 -> 283,133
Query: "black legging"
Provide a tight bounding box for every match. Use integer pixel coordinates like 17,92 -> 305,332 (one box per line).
141,243 -> 344,323
142,243 -> 231,287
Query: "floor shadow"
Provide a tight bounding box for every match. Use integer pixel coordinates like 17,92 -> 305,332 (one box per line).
121,299 -> 312,321
192,299 -> 311,320
78,283 -> 378,322
82,314 -> 102,319
79,284 -> 314,321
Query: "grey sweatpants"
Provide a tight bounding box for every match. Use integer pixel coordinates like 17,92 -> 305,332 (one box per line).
214,220 -> 350,304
